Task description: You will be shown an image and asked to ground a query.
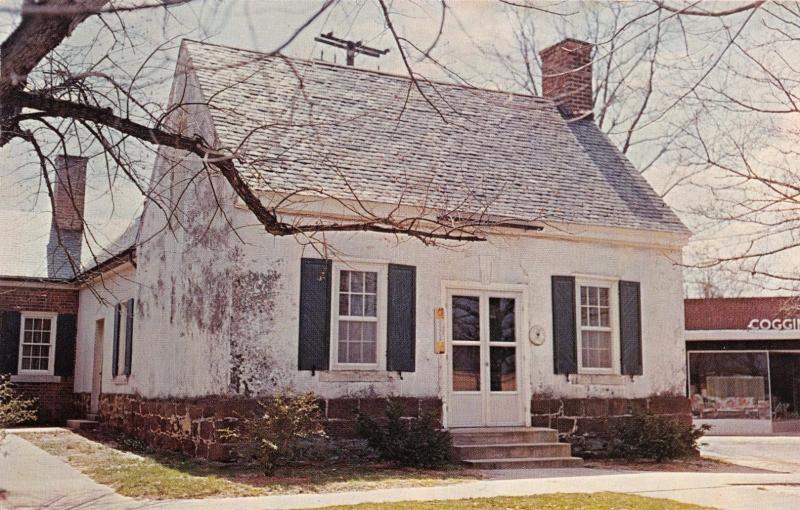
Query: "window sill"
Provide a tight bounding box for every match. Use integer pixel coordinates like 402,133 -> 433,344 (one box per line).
569,373 -> 631,386
112,375 -> 130,386
10,374 -> 61,383
319,370 -> 395,383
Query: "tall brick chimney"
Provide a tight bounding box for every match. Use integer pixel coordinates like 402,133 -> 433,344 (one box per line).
53,155 -> 88,231
540,38 -> 593,120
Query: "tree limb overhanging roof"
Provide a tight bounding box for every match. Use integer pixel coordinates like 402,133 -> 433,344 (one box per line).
183,40 -> 689,237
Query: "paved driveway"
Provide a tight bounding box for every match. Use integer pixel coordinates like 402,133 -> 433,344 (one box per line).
700,436 -> 800,473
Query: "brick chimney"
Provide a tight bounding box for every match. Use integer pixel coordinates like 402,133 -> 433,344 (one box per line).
540,38 -> 593,120
53,155 -> 88,231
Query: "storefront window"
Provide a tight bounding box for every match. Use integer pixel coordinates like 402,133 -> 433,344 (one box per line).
688,352 -> 770,420
769,353 -> 800,431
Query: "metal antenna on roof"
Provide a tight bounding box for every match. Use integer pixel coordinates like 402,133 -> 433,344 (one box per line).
314,32 -> 389,66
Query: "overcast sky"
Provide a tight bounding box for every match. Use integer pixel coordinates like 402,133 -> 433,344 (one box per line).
0,1 -> 793,295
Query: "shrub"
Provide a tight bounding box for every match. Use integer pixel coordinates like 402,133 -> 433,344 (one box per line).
228,392 -> 326,475
0,375 -> 37,427
608,412 -> 710,462
356,399 -> 451,468
0,375 -> 37,444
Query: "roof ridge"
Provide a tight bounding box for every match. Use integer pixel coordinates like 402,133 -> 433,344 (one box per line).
180,38 -> 553,104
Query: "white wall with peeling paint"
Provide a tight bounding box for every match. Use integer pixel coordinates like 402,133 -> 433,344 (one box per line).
74,264 -> 138,394
220,223 -> 687,403
76,209 -> 687,404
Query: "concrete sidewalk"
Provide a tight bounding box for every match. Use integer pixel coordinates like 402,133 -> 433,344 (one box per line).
4,431 -> 800,510
0,433 -> 131,510
153,471 -> 800,510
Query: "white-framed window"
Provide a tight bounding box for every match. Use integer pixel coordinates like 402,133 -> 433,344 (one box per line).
576,279 -> 619,374
331,263 -> 387,370
18,312 -> 57,375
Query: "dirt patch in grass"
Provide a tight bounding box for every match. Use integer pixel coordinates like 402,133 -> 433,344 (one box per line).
16,429 -> 477,500
584,456 -> 774,473
317,493 -> 716,509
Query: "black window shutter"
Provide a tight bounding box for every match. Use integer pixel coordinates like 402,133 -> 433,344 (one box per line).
112,303 -> 121,377
619,280 -> 643,375
123,299 -> 134,375
54,314 -> 77,377
387,264 -> 416,372
298,258 -> 332,371
0,311 -> 22,375
552,275 -> 577,374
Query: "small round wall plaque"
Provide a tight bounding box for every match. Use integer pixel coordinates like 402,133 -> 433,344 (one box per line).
529,325 -> 546,346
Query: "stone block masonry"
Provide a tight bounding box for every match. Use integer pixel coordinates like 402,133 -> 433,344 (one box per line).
530,394 -> 692,457
88,393 -> 442,461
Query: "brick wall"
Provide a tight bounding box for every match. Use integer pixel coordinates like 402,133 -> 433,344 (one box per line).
531,394 -> 691,457
14,379 -> 77,424
90,393 -> 442,461
53,155 -> 87,232
0,285 -> 78,314
1,284 -> 80,425
685,297 -> 798,330
540,38 -> 593,118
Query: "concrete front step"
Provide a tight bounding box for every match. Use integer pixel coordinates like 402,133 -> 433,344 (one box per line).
449,427 -> 582,469
453,442 -> 572,461
66,419 -> 98,430
462,456 -> 584,469
451,427 -> 558,446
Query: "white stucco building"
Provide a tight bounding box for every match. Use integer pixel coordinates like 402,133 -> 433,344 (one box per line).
66,38 -> 693,460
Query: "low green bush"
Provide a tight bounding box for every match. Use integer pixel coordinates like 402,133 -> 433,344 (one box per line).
608,412 -> 710,462
0,374 -> 37,429
356,400 -> 451,468
225,392 -> 326,475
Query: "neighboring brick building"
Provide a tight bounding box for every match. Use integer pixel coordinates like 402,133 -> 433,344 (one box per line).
685,297 -> 800,434
0,156 -> 86,424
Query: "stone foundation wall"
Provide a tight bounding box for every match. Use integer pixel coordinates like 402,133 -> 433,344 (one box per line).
13,379 -> 77,424
90,393 -> 442,461
530,394 -> 692,457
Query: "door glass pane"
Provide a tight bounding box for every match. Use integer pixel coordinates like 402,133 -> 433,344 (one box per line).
452,296 -> 479,341
688,352 -> 770,420
452,345 -> 480,391
490,346 -> 516,391
489,298 -> 515,342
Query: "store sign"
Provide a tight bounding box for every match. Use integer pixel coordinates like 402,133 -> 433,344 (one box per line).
747,318 -> 800,330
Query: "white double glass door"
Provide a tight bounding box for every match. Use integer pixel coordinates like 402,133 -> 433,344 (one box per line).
447,290 -> 524,427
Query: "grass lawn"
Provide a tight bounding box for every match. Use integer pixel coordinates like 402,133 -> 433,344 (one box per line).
16,429 -> 476,499
318,493 -> 716,509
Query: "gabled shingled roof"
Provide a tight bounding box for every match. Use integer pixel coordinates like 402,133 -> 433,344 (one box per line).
182,40 -> 689,236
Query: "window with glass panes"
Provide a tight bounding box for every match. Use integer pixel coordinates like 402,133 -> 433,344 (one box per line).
337,270 -> 378,364
20,315 -> 55,372
579,285 -> 613,369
